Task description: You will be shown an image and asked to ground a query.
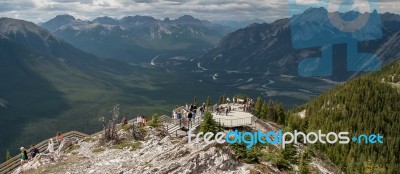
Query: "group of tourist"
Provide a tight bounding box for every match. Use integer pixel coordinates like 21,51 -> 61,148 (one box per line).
171,103 -> 206,127
243,98 -> 254,112
215,105 -> 232,116
19,132 -> 65,171
136,115 -> 147,126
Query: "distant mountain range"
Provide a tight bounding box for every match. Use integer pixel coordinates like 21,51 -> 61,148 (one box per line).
41,15 -> 234,62
200,8 -> 400,80
212,19 -> 266,29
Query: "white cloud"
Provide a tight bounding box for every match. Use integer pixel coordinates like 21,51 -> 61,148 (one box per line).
0,0 -> 398,23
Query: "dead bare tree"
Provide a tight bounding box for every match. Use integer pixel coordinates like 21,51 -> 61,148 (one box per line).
99,104 -> 120,141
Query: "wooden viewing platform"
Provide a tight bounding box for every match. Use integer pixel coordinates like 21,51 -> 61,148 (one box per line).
212,104 -> 256,128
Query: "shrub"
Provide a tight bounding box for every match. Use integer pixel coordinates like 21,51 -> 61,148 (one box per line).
83,137 -> 94,142
147,113 -> 161,127
92,147 -> 105,153
229,132 -> 265,164
199,112 -> 221,136
66,144 -> 81,153
121,124 -> 132,131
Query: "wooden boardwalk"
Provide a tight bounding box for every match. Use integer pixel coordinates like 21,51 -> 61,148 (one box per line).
0,131 -> 88,174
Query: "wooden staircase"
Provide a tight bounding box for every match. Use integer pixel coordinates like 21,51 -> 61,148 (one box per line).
0,131 -> 88,174
161,113 -> 203,136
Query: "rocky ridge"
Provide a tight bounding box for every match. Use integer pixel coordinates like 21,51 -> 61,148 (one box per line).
15,124 -> 338,174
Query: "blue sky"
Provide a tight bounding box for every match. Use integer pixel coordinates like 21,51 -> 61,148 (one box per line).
0,0 -> 399,23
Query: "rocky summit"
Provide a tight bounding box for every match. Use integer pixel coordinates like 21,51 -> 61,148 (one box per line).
14,124 -> 336,174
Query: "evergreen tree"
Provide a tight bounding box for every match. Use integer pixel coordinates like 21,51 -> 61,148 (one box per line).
218,95 -> 224,105
205,96 -> 212,111
199,112 -> 220,136
281,143 -> 298,165
148,113 -> 160,127
229,135 -> 265,164
298,148 -> 312,174
363,160 -> 374,174
193,96 -> 198,107
276,104 -> 286,125
260,102 -> 268,120
267,101 -> 278,122
5,149 -> 11,161
254,97 -> 263,116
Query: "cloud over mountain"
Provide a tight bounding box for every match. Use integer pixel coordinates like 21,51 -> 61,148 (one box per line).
1,0 -> 399,24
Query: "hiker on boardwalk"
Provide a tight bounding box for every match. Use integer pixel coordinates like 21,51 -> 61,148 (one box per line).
188,111 -> 193,124
46,138 -> 54,154
173,111 -> 178,124
137,116 -> 143,127
55,132 -> 65,157
190,104 -> 194,112
192,110 -> 196,121
55,132 -> 64,144
142,116 -> 147,126
28,144 -> 40,160
29,144 -> 41,166
20,147 -> 28,168
177,111 -> 182,127
199,106 -> 204,115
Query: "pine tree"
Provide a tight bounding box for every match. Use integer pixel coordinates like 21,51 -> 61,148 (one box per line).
298,148 -> 311,174
5,149 -> 11,161
363,160 -> 374,174
148,113 -> 160,127
260,102 -> 268,120
276,104 -> 286,125
218,95 -> 224,105
193,96 -> 198,107
205,96 -> 212,111
281,143 -> 298,165
199,112 -> 220,136
254,97 -> 263,116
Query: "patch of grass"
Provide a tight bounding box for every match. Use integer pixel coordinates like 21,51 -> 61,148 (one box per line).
121,124 -> 133,131
83,137 -> 94,142
66,144 -> 80,153
139,127 -> 147,137
112,141 -> 142,151
92,147 -> 105,153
